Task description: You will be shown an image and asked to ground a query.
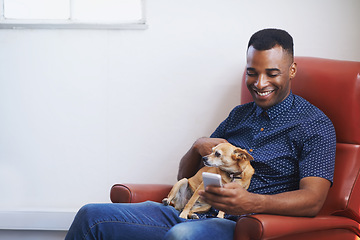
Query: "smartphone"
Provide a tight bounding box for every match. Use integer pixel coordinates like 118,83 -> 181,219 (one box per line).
202,172 -> 223,189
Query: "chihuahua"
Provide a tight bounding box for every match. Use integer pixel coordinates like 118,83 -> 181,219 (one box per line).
163,142 -> 254,219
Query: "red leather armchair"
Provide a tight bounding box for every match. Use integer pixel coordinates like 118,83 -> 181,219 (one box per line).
111,57 -> 360,240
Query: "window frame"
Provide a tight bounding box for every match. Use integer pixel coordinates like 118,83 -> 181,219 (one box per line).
0,0 -> 147,30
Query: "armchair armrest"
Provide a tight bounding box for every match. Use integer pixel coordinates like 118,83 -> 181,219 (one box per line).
110,184 -> 172,203
234,214 -> 360,240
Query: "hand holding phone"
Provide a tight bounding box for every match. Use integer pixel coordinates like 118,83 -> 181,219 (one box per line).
202,172 -> 223,189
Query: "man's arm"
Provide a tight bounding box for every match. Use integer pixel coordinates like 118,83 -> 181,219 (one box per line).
177,137 -> 228,180
199,176 -> 330,217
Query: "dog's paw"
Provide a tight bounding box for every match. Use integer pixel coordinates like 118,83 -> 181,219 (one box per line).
189,213 -> 199,219
162,198 -> 170,206
179,211 -> 188,219
217,211 -> 225,218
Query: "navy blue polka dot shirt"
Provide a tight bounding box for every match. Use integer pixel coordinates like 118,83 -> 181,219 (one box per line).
211,92 -> 336,195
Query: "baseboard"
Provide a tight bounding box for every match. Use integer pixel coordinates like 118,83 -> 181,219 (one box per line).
0,210 -> 77,231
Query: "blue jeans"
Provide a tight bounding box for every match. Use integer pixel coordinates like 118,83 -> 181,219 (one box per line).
65,201 -> 236,240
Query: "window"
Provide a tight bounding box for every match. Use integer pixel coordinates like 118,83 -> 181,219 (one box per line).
0,0 -> 146,29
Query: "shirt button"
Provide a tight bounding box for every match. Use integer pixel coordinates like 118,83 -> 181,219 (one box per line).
249,149 -> 253,152
260,128 -> 264,131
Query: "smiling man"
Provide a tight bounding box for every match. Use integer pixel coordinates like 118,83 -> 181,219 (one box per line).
66,29 -> 336,240
245,29 -> 297,110
179,28 -> 336,232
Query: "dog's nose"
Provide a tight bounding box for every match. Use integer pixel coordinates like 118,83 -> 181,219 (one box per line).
202,156 -> 209,166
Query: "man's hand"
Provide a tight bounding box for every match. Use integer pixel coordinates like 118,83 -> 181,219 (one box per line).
199,182 -> 261,215
193,137 -> 228,157
199,177 -> 331,217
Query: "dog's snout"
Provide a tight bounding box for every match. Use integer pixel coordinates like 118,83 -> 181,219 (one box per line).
203,156 -> 212,167
202,156 -> 209,165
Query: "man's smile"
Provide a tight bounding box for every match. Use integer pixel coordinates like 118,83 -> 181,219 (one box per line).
254,89 -> 275,97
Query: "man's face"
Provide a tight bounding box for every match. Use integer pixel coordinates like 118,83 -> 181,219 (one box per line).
246,45 -> 296,110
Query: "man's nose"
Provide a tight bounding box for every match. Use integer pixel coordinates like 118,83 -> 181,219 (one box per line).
254,74 -> 268,89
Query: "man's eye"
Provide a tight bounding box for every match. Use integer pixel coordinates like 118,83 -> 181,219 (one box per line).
267,72 -> 280,78
215,151 -> 221,157
246,72 -> 257,77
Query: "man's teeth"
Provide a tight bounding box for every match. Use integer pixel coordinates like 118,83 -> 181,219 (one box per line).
256,90 -> 273,96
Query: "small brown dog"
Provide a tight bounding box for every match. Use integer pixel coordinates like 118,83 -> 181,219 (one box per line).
163,143 -> 254,219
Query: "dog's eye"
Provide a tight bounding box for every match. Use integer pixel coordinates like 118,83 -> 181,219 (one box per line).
215,151 -> 221,157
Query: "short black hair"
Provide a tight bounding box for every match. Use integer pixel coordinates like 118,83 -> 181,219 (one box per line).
247,28 -> 294,59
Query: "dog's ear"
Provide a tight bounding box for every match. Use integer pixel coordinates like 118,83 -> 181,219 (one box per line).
233,148 -> 254,161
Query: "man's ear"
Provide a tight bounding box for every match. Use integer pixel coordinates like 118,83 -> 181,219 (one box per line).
289,62 -> 297,79
234,148 -> 254,161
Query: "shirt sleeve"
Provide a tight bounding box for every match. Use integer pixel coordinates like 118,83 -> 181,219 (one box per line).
299,114 -> 336,185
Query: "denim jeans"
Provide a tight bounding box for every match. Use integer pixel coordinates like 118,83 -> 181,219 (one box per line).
65,201 -> 236,240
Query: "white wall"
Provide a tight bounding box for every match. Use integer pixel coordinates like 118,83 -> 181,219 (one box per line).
0,0 -> 359,237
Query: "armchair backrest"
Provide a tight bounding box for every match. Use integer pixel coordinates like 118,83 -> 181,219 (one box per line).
241,57 -> 360,222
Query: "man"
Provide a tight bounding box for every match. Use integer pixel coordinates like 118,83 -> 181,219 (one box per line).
66,29 -> 336,240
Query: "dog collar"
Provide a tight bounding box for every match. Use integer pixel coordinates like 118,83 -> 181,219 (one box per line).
229,172 -> 242,181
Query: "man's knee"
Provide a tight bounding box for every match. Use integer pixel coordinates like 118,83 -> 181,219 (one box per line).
164,222 -> 198,240
164,219 -> 236,240
76,204 -> 101,220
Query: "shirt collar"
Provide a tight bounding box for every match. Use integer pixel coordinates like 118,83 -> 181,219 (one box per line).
255,92 -> 294,120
